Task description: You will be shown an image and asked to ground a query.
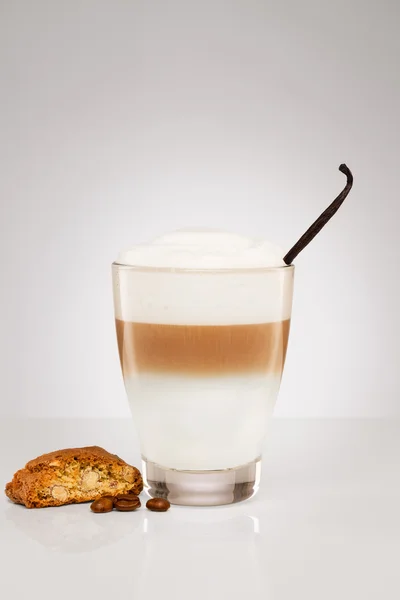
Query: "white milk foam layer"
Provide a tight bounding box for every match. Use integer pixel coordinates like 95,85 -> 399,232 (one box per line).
125,373 -> 282,470
118,230 -> 286,270
113,230 -> 293,325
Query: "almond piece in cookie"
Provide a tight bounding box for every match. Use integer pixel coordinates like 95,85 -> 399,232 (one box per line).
51,485 -> 68,502
5,446 -> 143,508
81,469 -> 100,491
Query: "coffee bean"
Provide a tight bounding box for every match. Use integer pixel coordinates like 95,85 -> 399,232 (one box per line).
90,497 -> 114,513
114,497 -> 141,512
146,498 -> 170,512
114,493 -> 140,504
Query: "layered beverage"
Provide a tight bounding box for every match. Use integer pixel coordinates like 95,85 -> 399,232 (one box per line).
113,230 -> 294,505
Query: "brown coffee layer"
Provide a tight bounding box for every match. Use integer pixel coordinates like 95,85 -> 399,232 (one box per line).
116,319 -> 290,376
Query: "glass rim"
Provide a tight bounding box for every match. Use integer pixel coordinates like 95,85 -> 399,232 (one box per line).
112,261 -> 295,274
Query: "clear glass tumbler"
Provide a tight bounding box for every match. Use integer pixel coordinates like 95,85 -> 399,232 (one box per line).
112,263 -> 294,506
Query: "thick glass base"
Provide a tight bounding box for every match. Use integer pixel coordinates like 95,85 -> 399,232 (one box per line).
142,457 -> 261,506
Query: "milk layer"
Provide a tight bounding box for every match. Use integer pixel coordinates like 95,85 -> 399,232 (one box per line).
125,373 -> 281,470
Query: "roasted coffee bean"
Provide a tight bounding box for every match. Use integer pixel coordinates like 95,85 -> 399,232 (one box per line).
114,496 -> 141,508
114,497 -> 141,512
90,497 -> 114,513
113,494 -> 140,507
146,498 -> 170,512
114,493 -> 140,503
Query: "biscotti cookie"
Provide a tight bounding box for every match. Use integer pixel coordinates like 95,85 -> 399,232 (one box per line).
5,446 -> 143,508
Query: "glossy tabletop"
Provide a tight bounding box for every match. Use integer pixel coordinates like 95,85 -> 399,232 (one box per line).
1,419 -> 399,600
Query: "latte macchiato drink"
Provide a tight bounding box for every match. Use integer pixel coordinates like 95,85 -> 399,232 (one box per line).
113,230 -> 294,505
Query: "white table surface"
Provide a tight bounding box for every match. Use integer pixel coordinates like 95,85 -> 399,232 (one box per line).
1,419 -> 399,600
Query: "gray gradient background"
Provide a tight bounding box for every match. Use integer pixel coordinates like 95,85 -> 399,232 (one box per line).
0,0 -> 398,418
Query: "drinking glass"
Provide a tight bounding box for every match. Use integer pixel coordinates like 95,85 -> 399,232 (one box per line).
112,263 -> 294,505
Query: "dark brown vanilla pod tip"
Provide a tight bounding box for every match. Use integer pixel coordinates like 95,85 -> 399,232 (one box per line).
283,164 -> 353,265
